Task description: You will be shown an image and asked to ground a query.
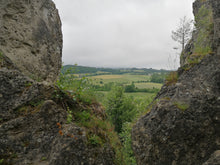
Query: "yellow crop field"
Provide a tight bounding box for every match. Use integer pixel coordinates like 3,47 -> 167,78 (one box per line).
90,74 -> 151,84
91,75 -> 123,79
135,83 -> 162,89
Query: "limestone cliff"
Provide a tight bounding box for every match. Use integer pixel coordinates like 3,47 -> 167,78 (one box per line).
132,0 -> 220,164
0,0 -> 119,164
0,0 -> 62,82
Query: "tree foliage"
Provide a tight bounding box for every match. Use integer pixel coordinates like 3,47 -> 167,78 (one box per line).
124,82 -> 136,92
105,86 -> 136,133
150,73 -> 166,83
57,66 -> 96,104
62,65 -> 170,76
171,16 -> 193,52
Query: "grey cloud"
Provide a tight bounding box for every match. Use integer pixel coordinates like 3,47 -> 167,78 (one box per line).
53,0 -> 194,69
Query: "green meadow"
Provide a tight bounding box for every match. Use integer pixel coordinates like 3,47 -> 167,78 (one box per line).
62,65 -> 168,101
90,74 -> 151,84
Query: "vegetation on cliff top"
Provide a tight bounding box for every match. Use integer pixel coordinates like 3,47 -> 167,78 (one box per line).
187,4 -> 214,66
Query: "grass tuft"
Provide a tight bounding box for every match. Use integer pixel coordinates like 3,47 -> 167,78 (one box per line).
173,102 -> 189,111
165,71 -> 178,86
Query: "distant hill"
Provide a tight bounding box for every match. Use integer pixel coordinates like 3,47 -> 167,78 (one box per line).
62,65 -> 170,75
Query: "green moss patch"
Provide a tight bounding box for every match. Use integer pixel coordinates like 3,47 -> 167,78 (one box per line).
173,102 -> 189,111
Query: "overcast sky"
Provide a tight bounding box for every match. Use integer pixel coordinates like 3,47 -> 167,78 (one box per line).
53,0 -> 194,69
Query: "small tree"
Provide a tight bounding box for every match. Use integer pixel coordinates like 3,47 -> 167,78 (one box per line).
171,16 -> 193,53
124,82 -> 136,92
105,85 -> 135,133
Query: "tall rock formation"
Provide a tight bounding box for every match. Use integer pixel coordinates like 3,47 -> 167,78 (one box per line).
132,0 -> 220,164
0,0 -> 62,82
0,0 -> 119,164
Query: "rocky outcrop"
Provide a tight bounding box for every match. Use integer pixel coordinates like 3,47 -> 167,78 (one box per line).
203,150 -> 220,165
0,0 -> 62,82
0,77 -> 116,164
0,75 -> 117,164
0,0 -> 119,164
132,0 -> 220,164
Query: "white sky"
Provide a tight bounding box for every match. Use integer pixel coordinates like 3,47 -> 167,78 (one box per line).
53,0 -> 194,69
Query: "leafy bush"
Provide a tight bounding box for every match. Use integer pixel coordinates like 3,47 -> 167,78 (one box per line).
105,86 -> 136,133
57,66 -> 97,104
104,84 -> 156,164
150,73 -> 166,83
88,134 -> 103,146
165,71 -> 178,86
124,82 -> 136,92
119,95 -> 155,165
75,110 -> 124,164
119,122 -> 137,165
57,67 -> 125,164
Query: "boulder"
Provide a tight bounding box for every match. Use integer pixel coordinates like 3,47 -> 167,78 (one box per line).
203,150 -> 220,165
0,68 -> 118,164
0,0 -> 62,82
0,1 -> 119,164
132,0 -> 220,164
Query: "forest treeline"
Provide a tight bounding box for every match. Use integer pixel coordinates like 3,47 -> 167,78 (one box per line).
62,65 -> 170,76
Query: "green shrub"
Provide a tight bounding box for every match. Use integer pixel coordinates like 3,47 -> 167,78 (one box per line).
75,110 -> 91,125
183,5 -> 213,69
88,134 -> 103,146
119,122 -> 137,165
105,86 -> 136,133
66,107 -> 73,124
57,66 -> 97,104
150,73 -> 166,83
74,109 -> 124,164
165,71 -> 178,86
0,159 -> 4,164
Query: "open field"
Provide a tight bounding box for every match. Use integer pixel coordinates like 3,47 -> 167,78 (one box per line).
62,66 -> 166,101
95,91 -> 156,103
90,74 -> 151,84
135,82 -> 162,89
125,92 -> 156,99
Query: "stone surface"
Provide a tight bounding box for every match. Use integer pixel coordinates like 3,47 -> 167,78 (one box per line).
203,150 -> 220,165
0,0 -> 62,82
0,68 -> 117,165
0,1 -> 117,164
132,0 -> 220,164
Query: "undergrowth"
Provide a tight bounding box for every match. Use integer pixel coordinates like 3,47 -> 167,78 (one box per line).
67,106 -> 124,164
57,68 -> 124,164
16,100 -> 44,115
165,71 -> 178,86
56,66 -> 97,104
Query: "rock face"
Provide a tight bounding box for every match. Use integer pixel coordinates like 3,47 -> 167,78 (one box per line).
203,150 -> 220,165
132,0 -> 220,165
0,76 -> 116,164
0,0 -> 118,164
0,0 -> 62,82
